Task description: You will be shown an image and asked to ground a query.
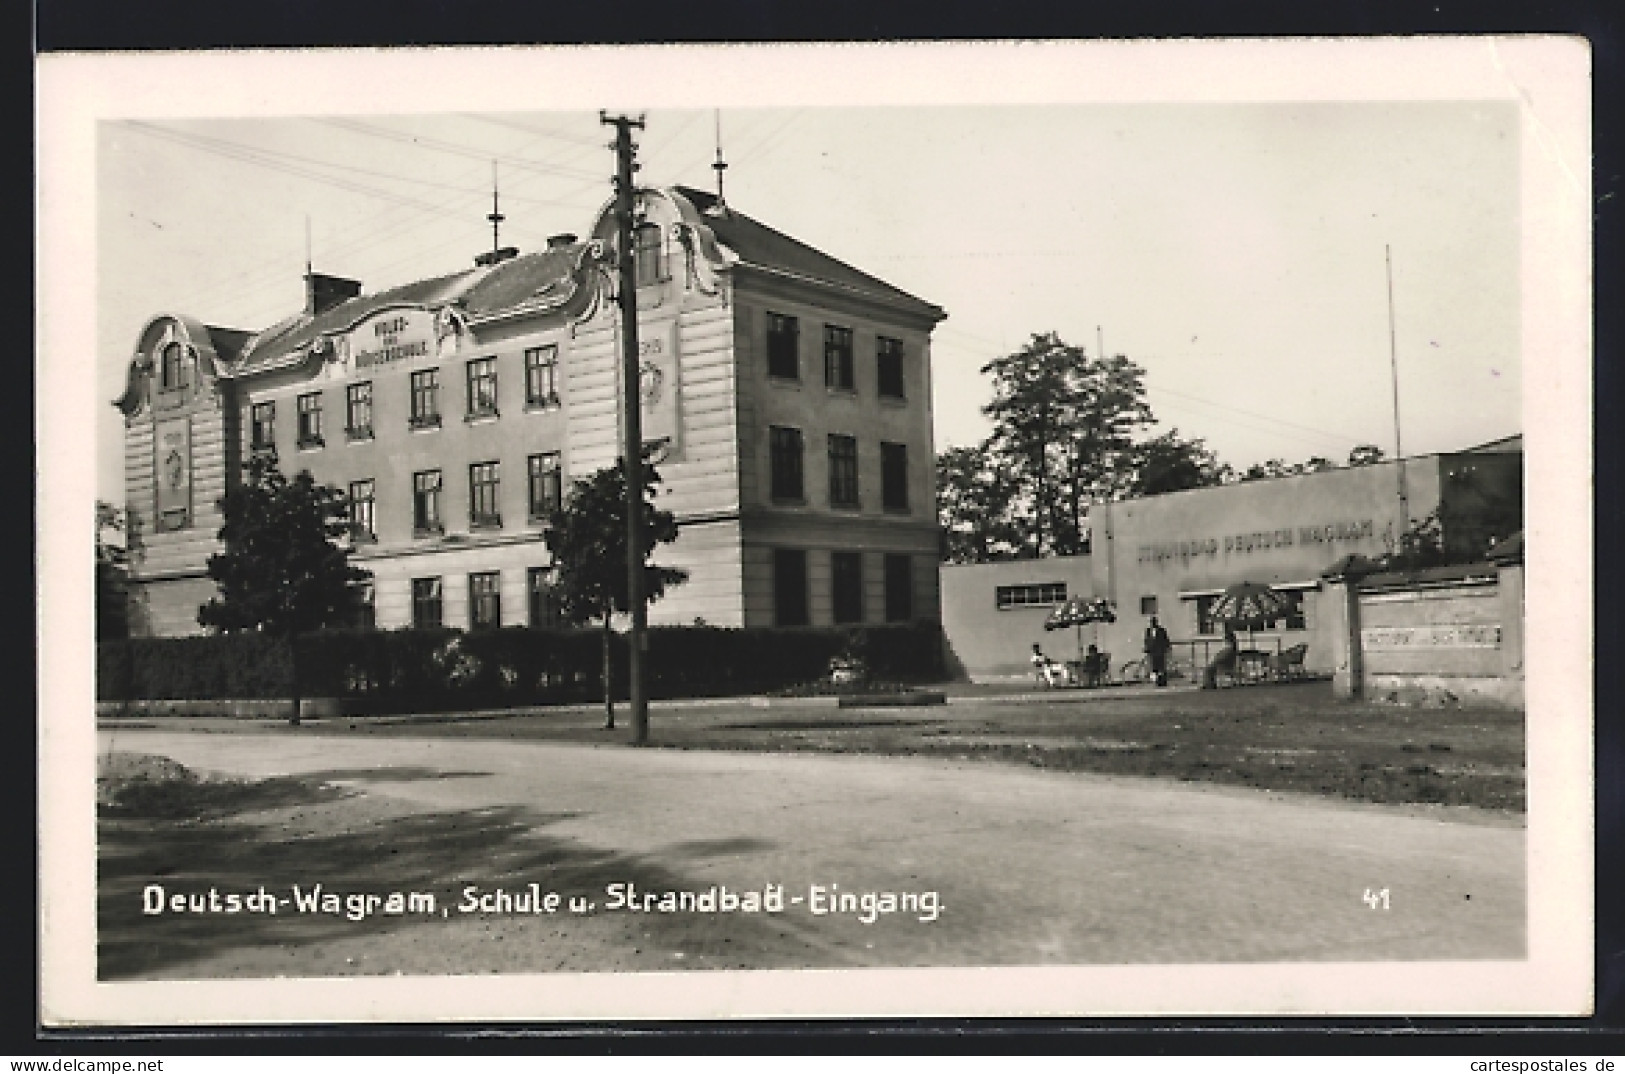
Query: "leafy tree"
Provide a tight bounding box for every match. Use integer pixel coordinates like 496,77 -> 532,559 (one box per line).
936,444 -> 1025,563
1347,443 -> 1387,467
544,452 -> 688,730
980,333 -> 1152,556
96,500 -> 130,641
1124,430 -> 1230,497
198,454 -> 371,636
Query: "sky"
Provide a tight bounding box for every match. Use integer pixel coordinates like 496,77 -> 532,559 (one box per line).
96,99 -> 1521,500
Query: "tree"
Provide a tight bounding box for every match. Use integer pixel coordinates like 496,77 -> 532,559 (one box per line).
96,500 -> 130,641
936,444 -> 1025,563
980,333 -> 1153,556
198,454 -> 371,636
1347,443 -> 1387,467
1124,430 -> 1229,498
544,452 -> 688,730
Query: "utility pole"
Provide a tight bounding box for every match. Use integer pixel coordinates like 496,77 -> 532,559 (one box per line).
602,111 -> 650,746
1385,244 -> 1409,537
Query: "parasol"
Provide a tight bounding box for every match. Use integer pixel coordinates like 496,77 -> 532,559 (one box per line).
1209,581 -> 1290,652
1044,596 -> 1117,660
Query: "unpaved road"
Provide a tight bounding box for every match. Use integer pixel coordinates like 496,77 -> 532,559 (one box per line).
98,729 -> 1524,979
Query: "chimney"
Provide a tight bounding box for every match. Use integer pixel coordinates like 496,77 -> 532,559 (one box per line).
474,245 -> 520,268
305,272 -> 362,317
546,233 -> 577,249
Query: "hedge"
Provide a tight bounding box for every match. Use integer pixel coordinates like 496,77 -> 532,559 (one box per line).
96,622 -> 946,713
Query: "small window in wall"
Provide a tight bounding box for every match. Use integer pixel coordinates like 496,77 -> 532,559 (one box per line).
411,577 -> 443,629
528,566 -> 563,628
347,479 -> 376,542
877,336 -> 905,399
469,461 -> 502,529
884,554 -> 914,622
766,312 -> 799,380
469,570 -> 501,629
159,343 -> 188,391
525,345 -> 560,408
996,582 -> 1067,610
1140,595 -> 1158,616
770,426 -> 804,502
250,401 -> 276,452
827,434 -> 859,508
634,223 -> 666,286
832,551 -> 864,625
773,548 -> 809,627
410,368 -> 441,428
296,392 -> 324,448
354,581 -> 376,629
413,469 -> 443,535
528,452 -> 563,519
1195,595 -> 1219,636
346,381 -> 373,440
824,324 -> 854,390
881,442 -> 909,511
466,357 -> 498,418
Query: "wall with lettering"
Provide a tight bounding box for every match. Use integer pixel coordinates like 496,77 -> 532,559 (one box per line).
345,308 -> 437,370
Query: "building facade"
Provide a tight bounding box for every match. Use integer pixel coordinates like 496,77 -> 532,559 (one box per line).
114,186 -> 947,637
942,441 -> 1522,680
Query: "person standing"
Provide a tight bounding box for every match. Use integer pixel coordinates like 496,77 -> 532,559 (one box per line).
1144,616 -> 1172,687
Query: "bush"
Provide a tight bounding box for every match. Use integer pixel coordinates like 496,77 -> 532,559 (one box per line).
97,622 -> 947,711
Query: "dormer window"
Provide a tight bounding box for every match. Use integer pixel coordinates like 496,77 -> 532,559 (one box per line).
634,223 -> 666,287
159,343 -> 188,391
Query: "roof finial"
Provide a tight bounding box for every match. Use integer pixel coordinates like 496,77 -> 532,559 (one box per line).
487,160 -> 505,255
712,109 -> 729,210
304,214 -> 312,276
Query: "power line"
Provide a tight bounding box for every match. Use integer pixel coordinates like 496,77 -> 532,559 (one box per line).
318,117 -> 604,183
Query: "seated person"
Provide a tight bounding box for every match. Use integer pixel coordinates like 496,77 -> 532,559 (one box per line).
1030,643 -> 1069,688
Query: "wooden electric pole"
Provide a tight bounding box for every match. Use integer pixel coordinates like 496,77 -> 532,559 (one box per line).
602,111 -> 650,746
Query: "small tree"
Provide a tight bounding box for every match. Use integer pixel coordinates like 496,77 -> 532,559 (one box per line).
95,500 -> 130,641
545,451 -> 687,730
199,455 -> 371,721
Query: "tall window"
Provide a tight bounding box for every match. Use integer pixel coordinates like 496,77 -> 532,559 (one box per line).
827,434 -> 859,508
159,343 -> 188,391
345,381 -> 373,439
881,441 -> 909,511
250,401 -> 276,452
528,452 -> 562,519
996,583 -> 1067,610
355,581 -> 376,629
412,469 -> 442,534
469,571 -> 501,629
466,357 -> 498,418
877,336 -> 905,399
824,324 -> 854,390
773,549 -> 809,627
884,554 -> 913,623
769,426 -> 804,502
469,461 -> 501,528
410,368 -> 441,428
347,479 -> 376,542
832,551 -> 864,625
296,392 -> 323,448
411,577 -> 443,629
766,312 -> 799,380
528,566 -> 562,628
525,345 -> 560,408
634,223 -> 666,286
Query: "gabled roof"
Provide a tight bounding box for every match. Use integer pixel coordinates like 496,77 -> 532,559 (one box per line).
1460,433 -> 1523,454
674,185 -> 944,322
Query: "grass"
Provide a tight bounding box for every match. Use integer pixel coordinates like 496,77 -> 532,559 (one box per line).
311,681 -> 1524,812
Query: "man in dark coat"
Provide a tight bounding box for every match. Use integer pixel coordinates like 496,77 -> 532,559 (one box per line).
1144,616 -> 1173,687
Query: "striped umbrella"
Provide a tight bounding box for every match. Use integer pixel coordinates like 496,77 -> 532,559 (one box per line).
1209,582 -> 1290,652
1044,596 -> 1117,660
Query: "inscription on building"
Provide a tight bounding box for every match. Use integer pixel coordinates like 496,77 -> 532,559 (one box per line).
1361,624 -> 1502,650
1137,518 -> 1376,564
351,309 -> 435,368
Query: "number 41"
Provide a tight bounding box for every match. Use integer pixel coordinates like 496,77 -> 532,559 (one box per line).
1363,887 -> 1391,910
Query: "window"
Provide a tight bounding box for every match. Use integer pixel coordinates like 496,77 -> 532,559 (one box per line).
412,470 -> 442,535
1140,595 -> 1158,616
345,382 -> 373,439
466,357 -> 498,418
250,401 -> 276,452
469,461 -> 501,528
1196,595 -> 1219,636
766,312 -> 799,380
347,479 -> 376,542
634,223 -> 666,286
411,577 -> 443,629
296,392 -> 323,448
884,554 -> 913,623
469,571 -> 501,629
827,434 -> 859,508
996,583 -> 1068,610
528,452 -> 563,519
832,551 -> 864,625
881,441 -> 909,511
824,324 -> 854,390
1280,591 -> 1307,630
159,343 -> 188,391
877,336 -> 905,399
528,566 -> 563,629
769,426 -> 804,502
773,549 -> 809,627
525,345 -> 560,408
354,581 -> 376,629
410,368 -> 441,428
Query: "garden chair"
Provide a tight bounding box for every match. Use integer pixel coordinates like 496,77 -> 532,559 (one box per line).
1270,643 -> 1309,680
